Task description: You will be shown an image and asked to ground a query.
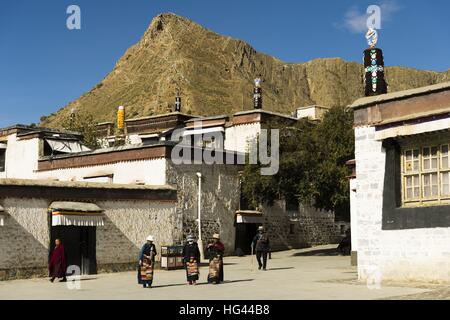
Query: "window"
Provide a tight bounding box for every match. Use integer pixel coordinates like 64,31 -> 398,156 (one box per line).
83,174 -> 113,183
0,149 -> 5,172
402,143 -> 450,206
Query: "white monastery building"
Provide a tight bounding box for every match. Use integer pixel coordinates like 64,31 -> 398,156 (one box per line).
349,81 -> 450,283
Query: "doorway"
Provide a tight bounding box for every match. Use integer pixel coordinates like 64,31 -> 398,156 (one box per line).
235,223 -> 261,255
50,226 -> 97,275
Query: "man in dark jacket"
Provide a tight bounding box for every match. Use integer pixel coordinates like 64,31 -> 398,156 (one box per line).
251,226 -> 270,271
337,228 -> 351,256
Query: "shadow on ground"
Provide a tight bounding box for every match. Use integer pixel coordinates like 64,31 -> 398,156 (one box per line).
267,267 -> 294,271
292,248 -> 343,257
151,278 -> 255,289
195,262 -> 237,267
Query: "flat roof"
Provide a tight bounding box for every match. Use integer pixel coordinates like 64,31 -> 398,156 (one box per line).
185,115 -> 229,122
125,112 -> 197,122
0,124 -> 81,136
0,178 -> 176,191
350,81 -> 450,110
233,109 -> 298,121
39,141 -> 174,161
296,105 -> 331,110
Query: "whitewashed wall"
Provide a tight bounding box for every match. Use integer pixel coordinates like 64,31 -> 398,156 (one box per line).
225,123 -> 261,153
0,135 -> 40,179
355,126 -> 450,283
36,158 -> 167,185
349,178 -> 358,256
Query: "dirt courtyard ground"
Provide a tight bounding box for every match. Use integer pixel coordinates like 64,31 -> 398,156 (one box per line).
0,245 -> 448,300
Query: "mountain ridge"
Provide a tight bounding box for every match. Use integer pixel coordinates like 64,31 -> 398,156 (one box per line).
40,13 -> 450,127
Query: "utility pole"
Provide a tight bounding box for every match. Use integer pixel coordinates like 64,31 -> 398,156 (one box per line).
196,172 -> 205,262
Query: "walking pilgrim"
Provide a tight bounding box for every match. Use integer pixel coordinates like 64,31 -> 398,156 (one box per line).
138,235 -> 157,288
206,233 -> 225,284
251,226 -> 271,271
182,235 -> 201,285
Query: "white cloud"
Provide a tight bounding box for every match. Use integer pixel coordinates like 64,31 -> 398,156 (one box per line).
338,1 -> 402,33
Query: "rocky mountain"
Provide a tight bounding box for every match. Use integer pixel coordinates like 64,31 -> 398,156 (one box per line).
40,13 -> 450,127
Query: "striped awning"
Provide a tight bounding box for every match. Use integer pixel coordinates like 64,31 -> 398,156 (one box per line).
49,201 -> 104,227
235,210 -> 264,224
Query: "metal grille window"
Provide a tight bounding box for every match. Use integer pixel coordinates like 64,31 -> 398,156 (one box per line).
402,144 -> 450,206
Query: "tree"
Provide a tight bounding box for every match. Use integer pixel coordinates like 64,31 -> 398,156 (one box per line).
61,112 -> 100,149
309,106 -> 354,219
241,106 -> 354,221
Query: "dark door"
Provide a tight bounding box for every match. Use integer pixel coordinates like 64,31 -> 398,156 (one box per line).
235,223 -> 260,255
79,227 -> 97,275
51,226 -> 97,275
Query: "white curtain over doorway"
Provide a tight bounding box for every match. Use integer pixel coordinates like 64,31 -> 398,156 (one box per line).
49,201 -> 104,227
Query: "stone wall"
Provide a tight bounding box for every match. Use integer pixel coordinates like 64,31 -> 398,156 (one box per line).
354,126 -> 450,283
262,200 -> 341,251
166,162 -> 241,255
0,182 -> 178,280
96,200 -> 177,271
0,198 -> 50,280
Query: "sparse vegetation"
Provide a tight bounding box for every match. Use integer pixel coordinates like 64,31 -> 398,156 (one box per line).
241,107 -> 354,221
61,112 -> 100,149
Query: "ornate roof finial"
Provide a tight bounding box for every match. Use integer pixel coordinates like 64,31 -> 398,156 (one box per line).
253,76 -> 263,109
174,89 -> 182,112
365,28 -> 378,49
363,28 -> 387,96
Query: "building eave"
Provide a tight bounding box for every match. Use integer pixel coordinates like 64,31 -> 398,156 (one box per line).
349,81 -> 450,110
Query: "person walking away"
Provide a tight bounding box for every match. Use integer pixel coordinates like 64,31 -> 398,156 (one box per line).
138,235 -> 157,288
206,233 -> 225,284
251,226 -> 270,271
337,228 -> 351,256
49,239 -> 67,282
182,235 -> 201,285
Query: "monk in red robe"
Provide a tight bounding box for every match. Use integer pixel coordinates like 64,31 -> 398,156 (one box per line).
49,239 -> 67,282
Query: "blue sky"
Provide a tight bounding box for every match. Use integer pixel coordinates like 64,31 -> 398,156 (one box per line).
1,0 -> 449,127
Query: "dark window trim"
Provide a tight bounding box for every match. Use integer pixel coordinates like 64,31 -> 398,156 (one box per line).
0,148 -> 5,172
382,139 -> 450,230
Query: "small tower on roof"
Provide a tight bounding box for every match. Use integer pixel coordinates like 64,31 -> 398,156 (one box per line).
363,28 -> 387,96
174,89 -> 182,112
253,76 -> 263,109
